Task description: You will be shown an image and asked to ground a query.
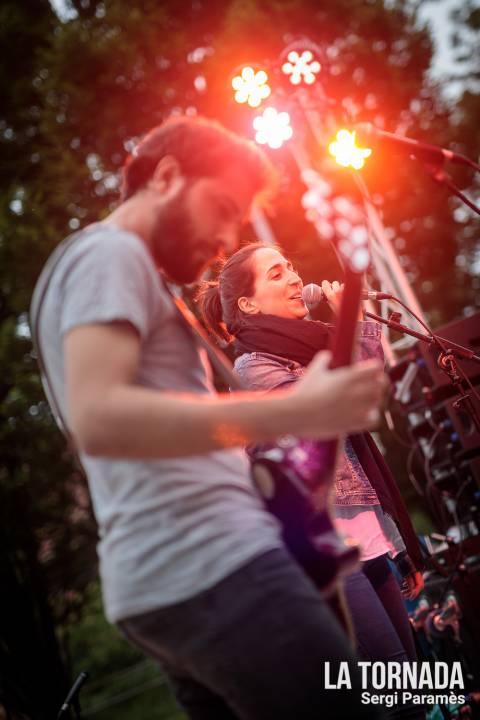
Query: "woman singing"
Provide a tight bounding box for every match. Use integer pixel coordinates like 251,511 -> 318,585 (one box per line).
198,242 -> 424,674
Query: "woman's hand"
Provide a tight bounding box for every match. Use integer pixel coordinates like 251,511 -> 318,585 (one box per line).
401,571 -> 425,600
321,280 -> 344,315
321,280 -> 364,320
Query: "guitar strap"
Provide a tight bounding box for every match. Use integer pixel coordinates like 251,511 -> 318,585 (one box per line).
164,287 -> 245,392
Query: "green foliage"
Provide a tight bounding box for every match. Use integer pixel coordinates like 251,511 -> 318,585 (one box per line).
66,583 -> 186,719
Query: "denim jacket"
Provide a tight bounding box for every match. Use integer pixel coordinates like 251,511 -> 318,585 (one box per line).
234,321 -> 384,507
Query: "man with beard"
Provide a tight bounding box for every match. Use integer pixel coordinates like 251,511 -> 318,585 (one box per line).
31,116 -> 386,719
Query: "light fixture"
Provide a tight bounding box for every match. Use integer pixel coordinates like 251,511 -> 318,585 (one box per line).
328,129 -> 372,170
253,107 -> 293,149
281,49 -> 321,86
232,66 -> 271,108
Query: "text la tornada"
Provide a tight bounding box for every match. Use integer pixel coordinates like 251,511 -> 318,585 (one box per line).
324,661 -> 464,691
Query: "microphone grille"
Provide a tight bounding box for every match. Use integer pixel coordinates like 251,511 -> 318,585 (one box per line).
302,283 -> 323,307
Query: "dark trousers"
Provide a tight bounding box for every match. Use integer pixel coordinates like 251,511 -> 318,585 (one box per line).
344,554 -> 424,720
119,548 -> 384,720
345,554 -> 417,663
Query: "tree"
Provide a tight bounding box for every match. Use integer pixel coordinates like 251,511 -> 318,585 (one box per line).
1,0 -> 479,715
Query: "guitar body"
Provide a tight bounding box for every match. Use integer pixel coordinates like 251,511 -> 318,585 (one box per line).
250,438 -> 359,596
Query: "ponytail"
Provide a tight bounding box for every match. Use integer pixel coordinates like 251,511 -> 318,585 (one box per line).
197,242 -> 267,343
196,281 -> 231,343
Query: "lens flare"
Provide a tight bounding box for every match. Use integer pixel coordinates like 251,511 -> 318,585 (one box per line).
281,50 -> 321,86
253,107 -> 293,149
300,167 -> 369,262
328,129 -> 372,170
232,66 -> 271,108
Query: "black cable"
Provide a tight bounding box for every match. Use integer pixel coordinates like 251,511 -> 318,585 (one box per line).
387,422 -> 415,450
438,480 -> 470,594
444,178 -> 480,214
426,474 -> 473,588
385,295 -> 480,407
354,171 -> 480,404
423,426 -> 449,532
383,400 -> 416,449
406,444 -> 425,497
457,370 -> 480,407
424,408 -> 443,433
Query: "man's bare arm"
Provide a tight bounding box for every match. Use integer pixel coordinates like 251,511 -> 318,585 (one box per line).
65,322 -> 386,459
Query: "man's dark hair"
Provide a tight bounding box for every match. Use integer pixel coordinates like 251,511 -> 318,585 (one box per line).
121,116 -> 276,203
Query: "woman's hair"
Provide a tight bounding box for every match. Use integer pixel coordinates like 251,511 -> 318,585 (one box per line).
197,242 -> 269,342
121,116 -> 276,203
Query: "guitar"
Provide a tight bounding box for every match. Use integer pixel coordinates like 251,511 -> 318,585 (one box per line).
171,228 -> 371,601
249,230 -> 371,597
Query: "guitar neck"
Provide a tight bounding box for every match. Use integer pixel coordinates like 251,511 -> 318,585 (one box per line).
329,269 -> 362,370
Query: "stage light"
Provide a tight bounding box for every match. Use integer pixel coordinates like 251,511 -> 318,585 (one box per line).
328,129 -> 372,170
231,66 -> 271,108
253,108 -> 293,149
281,50 -> 321,86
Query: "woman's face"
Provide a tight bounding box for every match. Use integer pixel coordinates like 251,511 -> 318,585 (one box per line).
239,247 -> 309,319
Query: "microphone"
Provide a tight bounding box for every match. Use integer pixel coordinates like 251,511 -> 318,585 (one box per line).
57,672 -> 89,719
302,283 -> 391,307
354,122 -> 459,166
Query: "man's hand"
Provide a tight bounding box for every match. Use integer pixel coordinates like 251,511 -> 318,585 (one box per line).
293,351 -> 387,438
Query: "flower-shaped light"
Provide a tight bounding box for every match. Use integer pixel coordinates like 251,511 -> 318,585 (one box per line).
232,66 -> 271,108
253,108 -> 293,149
281,50 -> 321,86
328,129 -> 372,170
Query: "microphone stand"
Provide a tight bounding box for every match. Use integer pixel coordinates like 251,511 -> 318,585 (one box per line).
417,160 -> 480,217
57,672 -> 89,720
369,144 -> 480,427
364,309 -> 480,434
357,123 -> 480,215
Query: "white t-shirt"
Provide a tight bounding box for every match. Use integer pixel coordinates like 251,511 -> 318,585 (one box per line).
33,225 -> 282,622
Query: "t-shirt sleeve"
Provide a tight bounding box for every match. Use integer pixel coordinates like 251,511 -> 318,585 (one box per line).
59,230 -> 160,340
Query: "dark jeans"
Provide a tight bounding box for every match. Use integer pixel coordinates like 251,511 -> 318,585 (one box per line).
119,548 -> 383,720
344,555 -> 424,720
345,554 -> 417,663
